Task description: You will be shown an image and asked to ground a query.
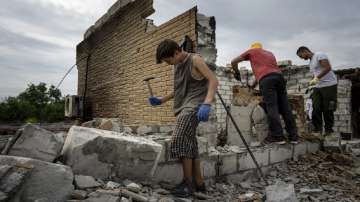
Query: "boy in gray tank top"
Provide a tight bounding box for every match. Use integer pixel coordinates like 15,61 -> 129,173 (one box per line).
148,39 -> 219,197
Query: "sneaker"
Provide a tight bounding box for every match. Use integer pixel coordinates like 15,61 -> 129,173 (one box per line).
171,178 -> 193,197
289,136 -> 299,144
195,182 -> 206,193
263,136 -> 286,145
192,177 -> 206,193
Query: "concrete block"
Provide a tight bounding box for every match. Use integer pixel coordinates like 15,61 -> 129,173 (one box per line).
293,142 -> 307,160
9,124 -> 64,162
238,148 -> 269,171
155,140 -> 168,163
159,125 -> 174,134
219,152 -> 238,175
269,145 -> 293,164
153,163 -> 183,184
62,126 -> 162,180
251,105 -> 267,124
197,136 -> 208,156
201,157 -> 217,179
137,125 -> 159,135
227,105 -> 256,147
306,141 -> 320,153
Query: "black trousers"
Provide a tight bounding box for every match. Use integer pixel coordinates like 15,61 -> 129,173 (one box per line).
312,84 -> 337,133
259,73 -> 298,138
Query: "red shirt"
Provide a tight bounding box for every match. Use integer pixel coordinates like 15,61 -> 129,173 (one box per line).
240,48 -> 281,81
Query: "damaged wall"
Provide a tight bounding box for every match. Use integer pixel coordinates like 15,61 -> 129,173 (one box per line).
281,65 -> 353,134
77,0 -> 198,125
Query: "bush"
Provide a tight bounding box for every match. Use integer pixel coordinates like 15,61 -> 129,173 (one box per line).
0,83 -> 65,123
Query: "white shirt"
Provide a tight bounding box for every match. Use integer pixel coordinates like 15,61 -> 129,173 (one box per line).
309,52 -> 337,88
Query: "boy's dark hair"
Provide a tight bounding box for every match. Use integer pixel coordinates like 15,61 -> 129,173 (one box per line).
156,39 -> 181,64
296,46 -> 311,55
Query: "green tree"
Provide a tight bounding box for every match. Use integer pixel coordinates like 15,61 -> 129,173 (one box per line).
0,83 -> 65,123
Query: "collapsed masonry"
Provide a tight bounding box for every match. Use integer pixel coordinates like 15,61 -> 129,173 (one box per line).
74,0 -> 360,186
75,0 -> 360,175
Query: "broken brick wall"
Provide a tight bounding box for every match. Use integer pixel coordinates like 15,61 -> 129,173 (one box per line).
76,0 -> 198,125
215,67 -> 244,131
282,65 -> 352,134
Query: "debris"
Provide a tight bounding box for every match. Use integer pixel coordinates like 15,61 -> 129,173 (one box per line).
0,164 -> 33,201
8,124 -> 64,162
74,175 -> 102,189
61,126 -> 162,180
0,155 -> 74,201
84,194 -> 120,202
265,181 -> 298,202
123,180 -> 142,193
120,197 -> 131,202
71,190 -> 88,200
105,181 -> 121,189
121,188 -> 148,202
299,188 -> 323,194
238,191 -> 263,201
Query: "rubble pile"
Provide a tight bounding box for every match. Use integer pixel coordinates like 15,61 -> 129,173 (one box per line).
1,122 -> 360,201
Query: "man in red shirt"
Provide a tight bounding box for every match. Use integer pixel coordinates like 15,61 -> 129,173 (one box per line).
231,42 -> 298,144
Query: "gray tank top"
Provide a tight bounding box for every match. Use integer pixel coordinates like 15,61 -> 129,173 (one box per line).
173,54 -> 208,115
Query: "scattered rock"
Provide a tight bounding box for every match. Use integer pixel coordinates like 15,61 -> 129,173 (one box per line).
158,197 -> 175,202
0,155 -> 74,201
74,175 -> 101,189
8,124 -> 64,162
105,181 -> 121,189
265,181 -> 298,202
238,191 -> 263,201
71,190 -> 88,200
84,194 -> 120,202
61,126 -> 162,180
124,180 -> 142,193
121,197 -> 131,202
299,188 -> 323,194
137,125 -> 157,135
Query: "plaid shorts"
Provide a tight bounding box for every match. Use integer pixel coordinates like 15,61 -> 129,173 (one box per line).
170,109 -> 200,159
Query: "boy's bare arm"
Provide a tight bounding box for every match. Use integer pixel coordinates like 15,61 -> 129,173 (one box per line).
192,55 -> 219,104
161,91 -> 174,103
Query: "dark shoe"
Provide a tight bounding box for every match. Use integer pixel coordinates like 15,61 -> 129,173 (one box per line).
171,178 -> 193,197
263,136 -> 286,145
195,183 -> 206,193
289,136 -> 299,144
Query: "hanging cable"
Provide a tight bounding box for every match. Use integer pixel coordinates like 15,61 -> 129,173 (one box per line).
55,56 -> 89,89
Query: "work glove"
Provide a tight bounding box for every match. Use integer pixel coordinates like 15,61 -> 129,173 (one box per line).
197,104 -> 211,122
309,77 -> 320,86
148,96 -> 162,106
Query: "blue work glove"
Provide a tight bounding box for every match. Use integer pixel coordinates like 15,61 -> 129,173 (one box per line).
148,96 -> 162,106
197,104 -> 211,122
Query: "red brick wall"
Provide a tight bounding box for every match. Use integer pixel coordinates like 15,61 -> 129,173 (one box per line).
77,0 -> 197,125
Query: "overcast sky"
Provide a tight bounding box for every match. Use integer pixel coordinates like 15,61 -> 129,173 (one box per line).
1,0 -> 360,99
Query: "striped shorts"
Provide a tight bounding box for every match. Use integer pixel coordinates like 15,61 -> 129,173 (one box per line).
170,109 -> 200,159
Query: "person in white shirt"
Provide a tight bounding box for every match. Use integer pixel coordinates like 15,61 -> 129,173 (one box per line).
297,46 -> 338,137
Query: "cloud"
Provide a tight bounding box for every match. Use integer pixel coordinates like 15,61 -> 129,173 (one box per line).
1,0 -> 359,99
0,0 -> 115,98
